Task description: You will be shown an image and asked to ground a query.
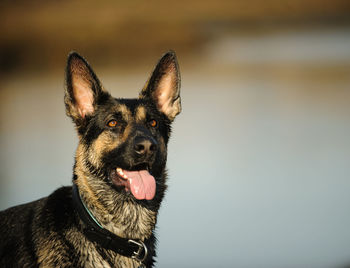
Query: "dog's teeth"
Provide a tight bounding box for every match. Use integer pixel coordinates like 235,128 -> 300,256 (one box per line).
116,168 -> 123,175
116,168 -> 128,179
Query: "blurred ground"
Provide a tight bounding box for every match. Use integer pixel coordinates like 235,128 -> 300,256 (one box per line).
1,0 -> 349,73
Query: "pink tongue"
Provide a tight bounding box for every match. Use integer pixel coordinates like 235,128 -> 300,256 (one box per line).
123,170 -> 156,200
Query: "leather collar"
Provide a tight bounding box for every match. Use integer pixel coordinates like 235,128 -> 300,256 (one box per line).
71,184 -> 148,265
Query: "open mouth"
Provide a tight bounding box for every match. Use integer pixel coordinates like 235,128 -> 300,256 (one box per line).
110,166 -> 156,200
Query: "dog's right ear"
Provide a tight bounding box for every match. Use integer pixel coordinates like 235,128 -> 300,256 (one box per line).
139,51 -> 181,121
64,52 -> 110,127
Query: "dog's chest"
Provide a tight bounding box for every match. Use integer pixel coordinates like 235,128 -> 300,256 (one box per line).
80,249 -> 138,268
72,232 -> 140,268
101,204 -> 157,239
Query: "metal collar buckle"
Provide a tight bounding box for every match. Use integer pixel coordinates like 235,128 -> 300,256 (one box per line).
128,239 -> 148,264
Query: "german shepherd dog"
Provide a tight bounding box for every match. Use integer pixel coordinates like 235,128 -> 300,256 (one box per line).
0,51 -> 181,267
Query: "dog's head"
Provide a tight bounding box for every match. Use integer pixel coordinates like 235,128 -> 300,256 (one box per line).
64,51 -> 181,205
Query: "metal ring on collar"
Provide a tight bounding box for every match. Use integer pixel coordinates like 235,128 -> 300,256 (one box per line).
128,239 -> 148,263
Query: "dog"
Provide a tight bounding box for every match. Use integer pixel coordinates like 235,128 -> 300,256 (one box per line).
0,51 -> 181,267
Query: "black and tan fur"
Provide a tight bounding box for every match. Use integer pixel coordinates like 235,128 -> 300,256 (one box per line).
0,51 -> 181,267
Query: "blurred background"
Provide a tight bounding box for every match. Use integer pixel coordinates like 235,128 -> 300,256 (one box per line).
1,1 -> 350,267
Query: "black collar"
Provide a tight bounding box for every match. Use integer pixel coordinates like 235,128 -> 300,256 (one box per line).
71,184 -> 148,265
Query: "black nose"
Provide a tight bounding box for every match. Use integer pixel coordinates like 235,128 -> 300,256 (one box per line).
134,136 -> 158,157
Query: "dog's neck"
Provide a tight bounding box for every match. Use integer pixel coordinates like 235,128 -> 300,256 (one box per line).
73,164 -> 157,241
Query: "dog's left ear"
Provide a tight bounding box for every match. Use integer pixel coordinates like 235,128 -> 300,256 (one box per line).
139,51 -> 181,121
64,52 -> 110,127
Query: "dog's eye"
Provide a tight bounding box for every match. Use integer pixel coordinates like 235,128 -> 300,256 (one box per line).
149,119 -> 157,128
107,120 -> 118,127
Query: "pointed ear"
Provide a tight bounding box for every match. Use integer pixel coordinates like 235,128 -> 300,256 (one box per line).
64,52 -> 109,126
139,51 -> 181,121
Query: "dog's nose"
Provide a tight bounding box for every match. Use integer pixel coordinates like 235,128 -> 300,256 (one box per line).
134,137 -> 158,156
